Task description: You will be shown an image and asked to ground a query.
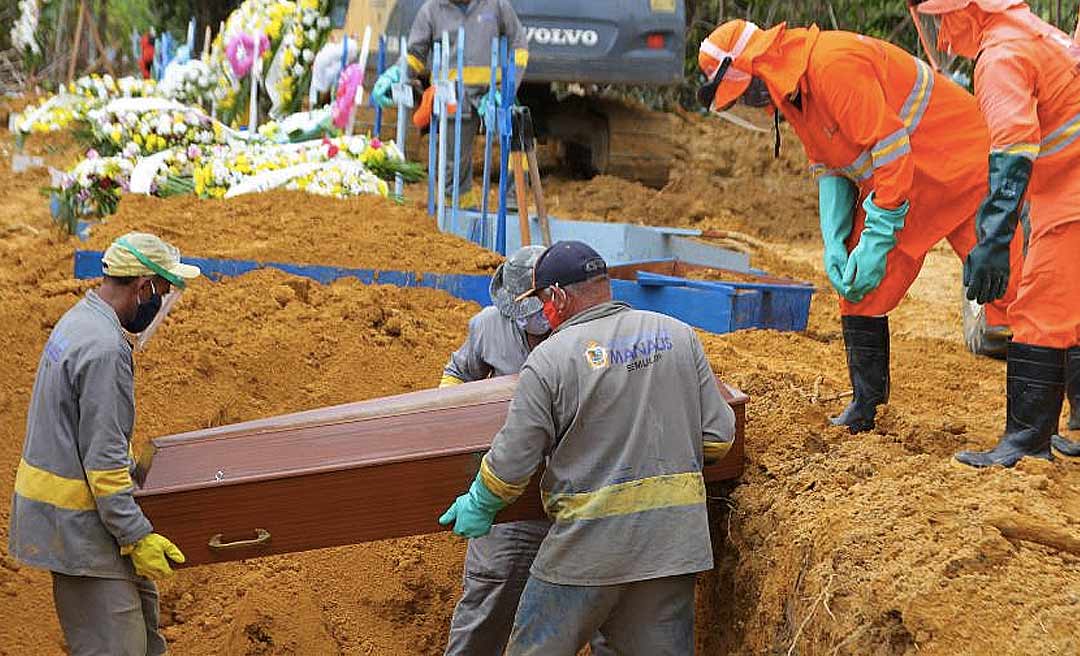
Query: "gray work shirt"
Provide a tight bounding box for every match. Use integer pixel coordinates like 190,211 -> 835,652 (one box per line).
407,0 -> 528,116
444,305 -> 530,381
9,291 -> 151,579
482,301 -> 735,586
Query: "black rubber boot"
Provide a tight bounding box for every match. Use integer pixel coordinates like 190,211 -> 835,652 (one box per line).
956,342 -> 1064,468
830,315 -> 889,434
1051,346 -> 1080,456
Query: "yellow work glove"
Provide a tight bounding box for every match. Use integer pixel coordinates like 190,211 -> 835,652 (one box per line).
121,533 -> 186,580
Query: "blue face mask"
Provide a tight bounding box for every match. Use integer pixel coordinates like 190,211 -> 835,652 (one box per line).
516,311 -> 551,336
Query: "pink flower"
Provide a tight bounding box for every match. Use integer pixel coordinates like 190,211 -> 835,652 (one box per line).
226,33 -> 270,78
322,136 -> 339,158
370,138 -> 382,149
331,64 -> 363,130
85,148 -> 99,159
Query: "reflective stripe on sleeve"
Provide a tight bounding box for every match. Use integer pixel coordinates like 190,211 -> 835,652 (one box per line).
994,143 -> 1040,160
439,373 -> 465,388
14,458 -> 95,511
514,49 -> 529,68
480,457 -> 529,503
899,58 -> 934,132
703,440 -> 733,463
1039,112 -> 1080,159
871,127 -> 912,170
407,54 -> 425,73
86,467 -> 134,498
542,471 -> 706,523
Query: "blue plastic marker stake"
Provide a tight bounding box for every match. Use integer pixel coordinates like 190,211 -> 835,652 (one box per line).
436,30 -> 450,231
373,36 -> 386,137
495,37 -> 510,255
450,26 -> 465,235
479,36 -> 497,250
394,35 -> 409,198
427,43 -> 440,217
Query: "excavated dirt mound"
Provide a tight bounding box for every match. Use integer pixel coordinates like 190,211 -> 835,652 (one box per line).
89,192 -> 503,274
3,109 -> 1079,656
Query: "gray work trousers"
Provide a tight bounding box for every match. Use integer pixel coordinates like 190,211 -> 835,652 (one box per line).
444,520 -> 614,656
506,573 -> 697,656
440,113 -> 480,195
52,572 -> 166,656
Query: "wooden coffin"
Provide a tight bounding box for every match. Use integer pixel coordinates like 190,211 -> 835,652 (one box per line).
136,377 -> 748,567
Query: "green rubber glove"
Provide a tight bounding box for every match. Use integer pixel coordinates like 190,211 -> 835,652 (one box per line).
478,90 -> 502,121
964,153 -> 1032,304
842,193 -> 909,302
372,67 -> 401,109
818,176 -> 856,296
121,533 -> 186,580
439,473 -> 507,539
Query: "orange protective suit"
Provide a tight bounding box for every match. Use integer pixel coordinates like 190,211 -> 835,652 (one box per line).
698,22 -> 1020,321
140,33 -> 155,80
924,2 -> 1080,347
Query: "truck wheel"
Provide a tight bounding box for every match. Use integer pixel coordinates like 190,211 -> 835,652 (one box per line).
962,289 -> 1009,359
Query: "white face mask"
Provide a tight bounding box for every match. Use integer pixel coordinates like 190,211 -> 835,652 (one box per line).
516,311 -> 551,336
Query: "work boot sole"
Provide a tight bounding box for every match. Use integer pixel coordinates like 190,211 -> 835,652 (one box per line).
954,448 -> 1053,468
1051,434 -> 1080,457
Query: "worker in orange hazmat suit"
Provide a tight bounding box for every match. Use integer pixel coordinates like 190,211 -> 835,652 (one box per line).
909,0 -> 1080,466
696,19 -> 1021,434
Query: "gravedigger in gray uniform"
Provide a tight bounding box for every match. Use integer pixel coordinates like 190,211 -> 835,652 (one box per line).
333,0 -> 685,188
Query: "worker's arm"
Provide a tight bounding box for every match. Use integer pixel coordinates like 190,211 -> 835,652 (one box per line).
498,0 -> 529,89
405,1 -> 435,77
76,349 -> 153,547
964,49 -> 1038,303
441,314 -> 494,386
822,59 -> 914,210
478,362 -> 556,503
820,57 -> 913,301
438,362 -> 554,537
691,333 -> 735,464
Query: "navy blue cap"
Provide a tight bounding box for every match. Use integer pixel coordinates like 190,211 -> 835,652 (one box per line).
515,241 -> 608,301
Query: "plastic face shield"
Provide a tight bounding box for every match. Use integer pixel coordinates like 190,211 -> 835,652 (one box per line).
134,287 -> 182,351
909,6 -> 957,72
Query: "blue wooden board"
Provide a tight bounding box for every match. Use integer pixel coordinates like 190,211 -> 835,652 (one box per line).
73,251 -> 496,307
73,251 -> 808,335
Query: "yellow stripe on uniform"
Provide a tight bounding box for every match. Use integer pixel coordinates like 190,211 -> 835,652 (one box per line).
14,458 -> 95,511
449,66 -> 503,86
407,53 -> 425,73
543,471 -> 706,523
439,373 -> 465,388
86,467 -> 134,498
994,143 -> 1040,160
480,457 -> 529,503
514,49 -> 529,68
703,440 -> 733,464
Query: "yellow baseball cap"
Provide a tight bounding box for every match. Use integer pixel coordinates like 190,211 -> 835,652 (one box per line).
101,232 -> 201,289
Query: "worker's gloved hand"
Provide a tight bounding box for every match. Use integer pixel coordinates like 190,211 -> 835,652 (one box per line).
438,473 -> 506,539
964,153 -> 1032,304
478,90 -> 502,120
372,67 -> 401,108
841,194 -> 908,302
818,176 -> 856,296
122,532 -> 186,580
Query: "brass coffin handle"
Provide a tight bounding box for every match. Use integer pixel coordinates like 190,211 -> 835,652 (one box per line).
208,528 -> 271,551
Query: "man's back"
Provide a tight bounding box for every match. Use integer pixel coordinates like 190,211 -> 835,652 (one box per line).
485,301 -> 734,586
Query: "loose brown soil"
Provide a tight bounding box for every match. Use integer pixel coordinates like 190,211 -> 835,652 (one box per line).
1,110 -> 1078,656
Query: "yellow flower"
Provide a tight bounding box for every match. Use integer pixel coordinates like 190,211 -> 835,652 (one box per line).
110,128 -> 122,144
283,49 -> 296,68
133,133 -> 143,146
301,0 -> 318,10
